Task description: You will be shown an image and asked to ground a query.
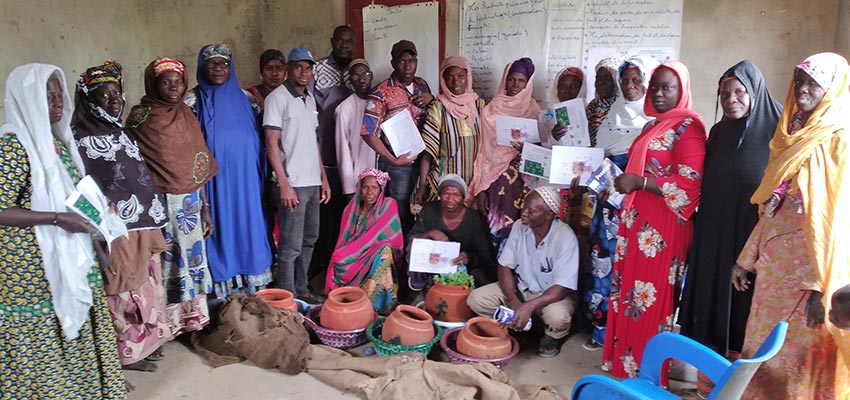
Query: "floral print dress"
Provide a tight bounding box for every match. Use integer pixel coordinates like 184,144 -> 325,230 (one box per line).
602,117 -> 705,378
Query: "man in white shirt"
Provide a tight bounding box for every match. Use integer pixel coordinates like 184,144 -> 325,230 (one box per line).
263,47 -> 330,304
467,186 -> 579,357
335,59 -> 377,199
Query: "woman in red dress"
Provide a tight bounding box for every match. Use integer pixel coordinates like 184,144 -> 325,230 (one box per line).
601,61 -> 707,378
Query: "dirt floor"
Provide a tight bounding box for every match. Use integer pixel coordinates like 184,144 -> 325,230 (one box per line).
125,329 -> 699,399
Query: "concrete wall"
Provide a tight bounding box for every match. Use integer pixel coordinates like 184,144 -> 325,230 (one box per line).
0,0 -> 845,122
0,0 -> 346,120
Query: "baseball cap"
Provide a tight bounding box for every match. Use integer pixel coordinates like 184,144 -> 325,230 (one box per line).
391,40 -> 417,60
287,47 -> 315,64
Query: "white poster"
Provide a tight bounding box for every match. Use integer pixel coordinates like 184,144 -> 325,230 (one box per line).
461,0 -> 684,106
363,3 -> 440,92
409,238 -> 461,275
549,146 -> 605,186
547,98 -> 590,147
460,0 -> 548,100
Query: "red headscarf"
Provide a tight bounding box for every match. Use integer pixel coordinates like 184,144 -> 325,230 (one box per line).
622,61 -> 706,210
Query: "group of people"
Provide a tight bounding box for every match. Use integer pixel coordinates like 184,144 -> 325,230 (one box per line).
0,21 -> 848,399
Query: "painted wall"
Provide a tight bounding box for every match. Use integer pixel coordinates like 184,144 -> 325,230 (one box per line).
0,0 -> 346,120
0,0 -> 845,122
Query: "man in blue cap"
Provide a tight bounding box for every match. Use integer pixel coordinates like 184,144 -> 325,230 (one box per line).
263,47 -> 331,304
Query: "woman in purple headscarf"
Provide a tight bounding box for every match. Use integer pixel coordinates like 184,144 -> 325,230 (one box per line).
185,43 -> 273,299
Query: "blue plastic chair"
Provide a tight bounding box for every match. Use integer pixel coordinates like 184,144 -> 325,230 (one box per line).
571,321 -> 788,400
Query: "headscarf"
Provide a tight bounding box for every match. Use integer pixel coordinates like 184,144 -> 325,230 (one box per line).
72,60 -> 167,231
587,57 -> 623,145
533,186 -> 560,214
751,53 -> 850,374
705,60 -> 782,190
622,61 -> 707,211
357,167 -> 390,187
551,66 -> 587,104
259,49 -> 286,73
608,56 -> 660,130
468,59 -> 542,199
508,57 -> 535,79
125,58 -> 218,193
1,64 -> 95,339
437,55 -> 479,120
594,56 -> 660,156
325,170 -> 403,294
194,44 -> 259,145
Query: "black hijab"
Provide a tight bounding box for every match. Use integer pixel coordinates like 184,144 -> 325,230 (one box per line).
679,60 -> 782,354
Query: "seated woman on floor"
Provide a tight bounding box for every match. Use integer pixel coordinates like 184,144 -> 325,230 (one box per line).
324,168 -> 403,315
408,174 -> 494,290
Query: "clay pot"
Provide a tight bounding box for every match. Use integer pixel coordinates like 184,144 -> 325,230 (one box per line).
382,304 -> 435,346
457,317 -> 512,359
256,289 -> 297,311
425,282 -> 474,322
320,287 -> 375,331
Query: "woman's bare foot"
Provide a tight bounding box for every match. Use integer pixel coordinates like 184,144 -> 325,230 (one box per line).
122,360 -> 158,372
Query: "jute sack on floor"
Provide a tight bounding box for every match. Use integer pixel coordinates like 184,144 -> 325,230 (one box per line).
191,294 -> 310,374
306,345 -> 562,400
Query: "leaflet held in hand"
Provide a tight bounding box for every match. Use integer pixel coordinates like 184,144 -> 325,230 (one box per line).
587,158 -> 625,209
64,175 -> 128,249
495,115 -> 540,146
549,146 -> 605,186
520,142 -> 552,180
409,238 -> 461,275
540,98 -> 590,147
381,111 -> 425,157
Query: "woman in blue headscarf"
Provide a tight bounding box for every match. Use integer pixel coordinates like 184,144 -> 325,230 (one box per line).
185,43 -> 273,298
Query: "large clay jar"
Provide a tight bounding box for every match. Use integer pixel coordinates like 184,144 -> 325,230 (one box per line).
457,317 -> 512,359
382,304 -> 435,346
425,282 -> 474,322
256,289 -> 297,311
321,287 -> 375,331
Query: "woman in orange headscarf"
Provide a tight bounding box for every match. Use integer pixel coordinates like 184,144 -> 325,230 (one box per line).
731,52 -> 850,399
602,61 -> 707,379
468,58 -> 541,248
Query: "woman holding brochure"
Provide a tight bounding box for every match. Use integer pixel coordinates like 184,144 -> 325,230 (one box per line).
325,168 -> 403,315
0,64 -> 125,397
601,61 -> 707,380
582,55 -> 659,351
468,57 -> 541,250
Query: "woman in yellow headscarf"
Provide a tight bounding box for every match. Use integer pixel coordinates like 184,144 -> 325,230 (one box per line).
732,52 -> 850,399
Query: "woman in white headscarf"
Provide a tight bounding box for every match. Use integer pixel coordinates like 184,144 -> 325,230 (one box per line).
0,64 -> 124,398
581,55 -> 660,351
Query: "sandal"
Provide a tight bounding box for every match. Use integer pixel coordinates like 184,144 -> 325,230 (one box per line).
145,347 -> 165,362
537,335 -> 562,358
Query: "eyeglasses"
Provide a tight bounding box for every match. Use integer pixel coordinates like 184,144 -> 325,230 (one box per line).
204,61 -> 230,70
350,71 -> 373,78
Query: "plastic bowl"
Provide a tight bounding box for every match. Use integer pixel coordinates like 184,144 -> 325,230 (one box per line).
366,317 -> 443,356
304,305 -> 371,349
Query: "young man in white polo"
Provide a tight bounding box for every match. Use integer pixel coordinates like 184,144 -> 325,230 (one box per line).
263,47 -> 331,304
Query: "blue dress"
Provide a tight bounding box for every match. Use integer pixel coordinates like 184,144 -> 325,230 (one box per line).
187,46 -> 273,297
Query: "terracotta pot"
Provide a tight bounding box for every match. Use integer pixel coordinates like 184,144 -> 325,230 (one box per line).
382,304 -> 435,346
425,282 -> 474,322
256,289 -> 297,311
320,287 -> 375,331
457,317 -> 512,359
